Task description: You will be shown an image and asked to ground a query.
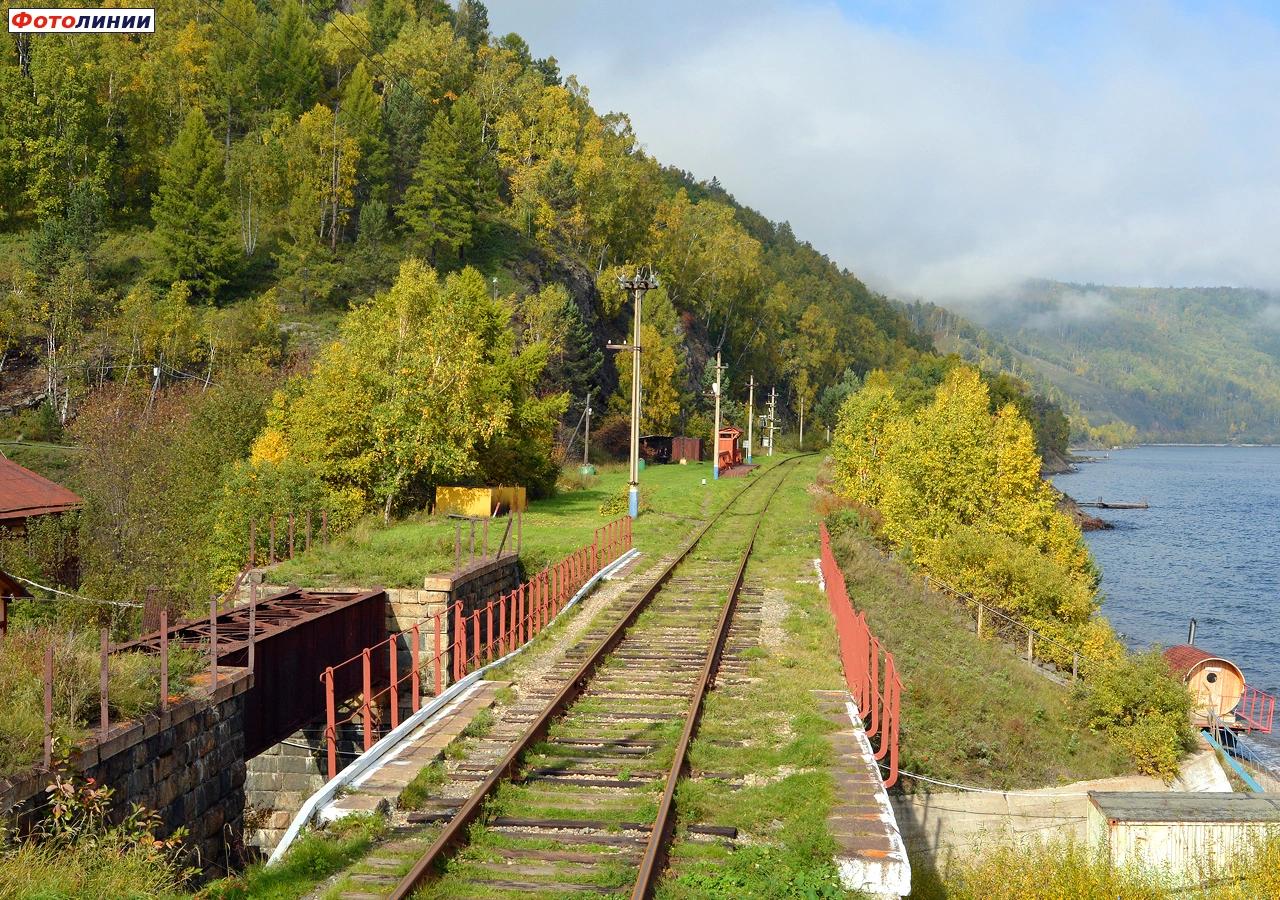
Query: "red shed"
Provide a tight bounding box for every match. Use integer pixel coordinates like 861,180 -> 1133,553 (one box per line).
717,425 -> 743,470
0,457 -> 82,531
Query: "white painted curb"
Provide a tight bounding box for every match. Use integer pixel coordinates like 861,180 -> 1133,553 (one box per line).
266,547 -> 641,865
840,697 -> 912,898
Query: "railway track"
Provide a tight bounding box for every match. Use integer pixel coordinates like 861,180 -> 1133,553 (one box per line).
390,456 -> 804,899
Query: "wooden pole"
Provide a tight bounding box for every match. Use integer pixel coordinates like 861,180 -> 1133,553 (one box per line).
160,609 -> 169,712
248,580 -> 257,673
43,645 -> 53,769
210,600 -> 219,688
99,628 -> 110,741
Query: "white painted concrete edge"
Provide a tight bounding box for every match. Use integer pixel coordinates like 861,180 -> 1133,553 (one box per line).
812,558 -> 826,592
839,697 -> 912,899
265,547 -> 641,865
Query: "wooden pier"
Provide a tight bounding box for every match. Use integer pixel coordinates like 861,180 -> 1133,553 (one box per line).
1077,498 -> 1149,509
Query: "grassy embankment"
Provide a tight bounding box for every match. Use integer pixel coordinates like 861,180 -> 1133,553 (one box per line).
826,519 -> 1129,789
267,457 -> 789,588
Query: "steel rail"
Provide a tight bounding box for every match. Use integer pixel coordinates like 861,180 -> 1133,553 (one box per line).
631,454 -> 799,898
390,455 -> 808,899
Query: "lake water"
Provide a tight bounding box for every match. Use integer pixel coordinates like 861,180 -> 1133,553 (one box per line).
1052,446 -> 1280,695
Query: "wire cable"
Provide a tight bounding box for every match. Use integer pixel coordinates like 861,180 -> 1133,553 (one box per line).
882,764 -> 1090,797
7,574 -> 143,609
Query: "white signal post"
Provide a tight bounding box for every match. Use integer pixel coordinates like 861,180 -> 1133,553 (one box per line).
768,387 -> 777,457
799,395 -> 805,450
746,374 -> 755,465
711,352 -> 726,480
608,271 -> 658,519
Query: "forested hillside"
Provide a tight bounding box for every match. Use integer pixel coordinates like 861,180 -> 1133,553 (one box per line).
909,281 -> 1280,443
0,0 -> 948,616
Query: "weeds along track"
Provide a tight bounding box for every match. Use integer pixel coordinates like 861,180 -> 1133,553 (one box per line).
391,457 -> 806,899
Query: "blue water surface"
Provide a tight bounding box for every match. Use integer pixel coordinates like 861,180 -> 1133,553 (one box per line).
1052,446 -> 1280,695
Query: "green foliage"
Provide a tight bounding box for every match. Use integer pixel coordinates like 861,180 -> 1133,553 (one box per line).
1075,651 -> 1196,779
150,110 -> 235,300
261,261 -> 564,518
202,813 -> 388,900
829,364 -> 1190,779
666,846 -> 849,899
0,777 -> 193,897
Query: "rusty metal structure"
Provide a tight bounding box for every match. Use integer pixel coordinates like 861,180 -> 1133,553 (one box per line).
388,456 -> 806,899
119,588 -> 387,758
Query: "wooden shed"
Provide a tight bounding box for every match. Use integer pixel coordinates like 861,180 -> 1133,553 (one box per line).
1163,644 -> 1245,725
671,436 -> 702,463
1088,792 -> 1280,885
716,425 -> 743,470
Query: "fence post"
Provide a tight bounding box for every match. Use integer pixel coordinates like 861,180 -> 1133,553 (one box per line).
323,668 -> 337,780
99,628 -> 109,741
1026,631 -> 1034,662
249,519 -> 256,567
160,609 -> 169,712
43,645 -> 53,769
499,594 -> 508,655
433,613 -> 443,696
209,600 -> 218,688
976,603 -> 984,638
472,611 -> 480,667
1072,653 -> 1079,682
482,518 -> 489,559
517,508 -> 523,555
469,521 -> 476,564
361,648 -> 373,751
389,637 -> 399,730
410,625 -> 421,712
248,581 -> 257,673
486,601 -> 494,662
453,604 -> 463,681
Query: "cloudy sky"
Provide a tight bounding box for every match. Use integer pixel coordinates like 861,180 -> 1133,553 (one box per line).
485,0 -> 1280,302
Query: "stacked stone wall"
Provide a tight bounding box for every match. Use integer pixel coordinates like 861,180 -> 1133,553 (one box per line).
0,671 -> 251,876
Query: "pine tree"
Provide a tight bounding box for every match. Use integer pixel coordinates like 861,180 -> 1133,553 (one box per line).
399,108 -> 471,263
262,0 -> 321,116
340,61 -> 388,203
454,0 -> 490,49
151,109 -> 235,300
557,294 -> 602,401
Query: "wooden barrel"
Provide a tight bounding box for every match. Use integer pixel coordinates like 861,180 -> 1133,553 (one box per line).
1163,644 -> 1246,724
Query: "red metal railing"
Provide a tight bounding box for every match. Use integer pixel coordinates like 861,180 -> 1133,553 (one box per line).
819,523 -> 901,787
319,516 -> 631,779
1236,684 -> 1276,734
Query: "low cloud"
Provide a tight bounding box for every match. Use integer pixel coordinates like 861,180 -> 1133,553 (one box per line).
487,1 -> 1280,301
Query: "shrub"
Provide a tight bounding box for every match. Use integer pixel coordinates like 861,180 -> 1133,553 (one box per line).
1075,650 -> 1196,779
941,836 -> 1166,899
594,414 -> 631,459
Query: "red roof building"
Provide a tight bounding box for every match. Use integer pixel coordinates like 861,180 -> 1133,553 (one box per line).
0,457 -> 82,529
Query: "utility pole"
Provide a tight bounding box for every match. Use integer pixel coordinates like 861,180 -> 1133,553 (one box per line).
799,395 -> 805,450
768,387 -> 777,457
746,374 -> 755,465
583,397 -> 592,466
608,270 -> 659,519
711,352 -> 727,479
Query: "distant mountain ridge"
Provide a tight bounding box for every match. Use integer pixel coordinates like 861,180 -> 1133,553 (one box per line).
905,281 -> 1280,443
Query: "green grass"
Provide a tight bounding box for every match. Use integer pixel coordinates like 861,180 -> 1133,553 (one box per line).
0,627 -> 203,778
267,458 -> 796,589
397,761 -> 446,811
200,814 -> 388,900
0,835 -> 191,899
826,521 -> 1130,790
